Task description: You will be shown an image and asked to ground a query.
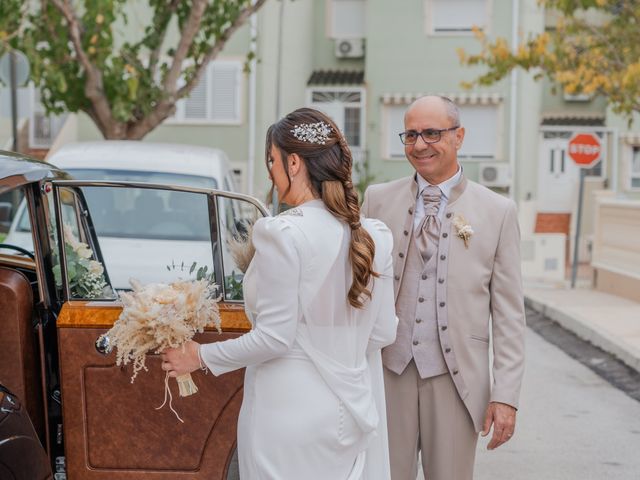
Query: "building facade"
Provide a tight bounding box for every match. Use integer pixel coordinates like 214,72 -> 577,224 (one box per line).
2,0 -> 640,297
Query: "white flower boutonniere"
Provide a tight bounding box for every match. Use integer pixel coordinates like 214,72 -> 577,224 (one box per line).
452,214 -> 474,249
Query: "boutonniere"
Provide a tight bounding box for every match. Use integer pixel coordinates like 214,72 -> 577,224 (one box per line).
452,214 -> 473,248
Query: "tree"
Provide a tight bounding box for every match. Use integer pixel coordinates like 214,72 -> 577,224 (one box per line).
458,0 -> 640,118
2,0 -> 268,139
0,1 -> 25,54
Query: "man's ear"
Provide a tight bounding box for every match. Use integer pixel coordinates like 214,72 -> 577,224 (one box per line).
455,126 -> 465,150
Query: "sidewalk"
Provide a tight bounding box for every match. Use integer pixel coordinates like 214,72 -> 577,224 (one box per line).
524,285 -> 640,373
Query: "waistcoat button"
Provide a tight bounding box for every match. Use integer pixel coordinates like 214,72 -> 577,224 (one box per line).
439,302 -> 445,307
413,340 -> 419,346
440,254 -> 446,260
421,274 -> 427,280
446,213 -> 452,218
441,325 -> 448,331
403,230 -> 409,236
394,274 -> 400,281
445,348 -> 451,353
452,369 -> 459,375
418,297 -> 425,303
438,278 -> 445,284
442,232 -> 448,238
416,318 -> 422,323
399,252 -> 404,258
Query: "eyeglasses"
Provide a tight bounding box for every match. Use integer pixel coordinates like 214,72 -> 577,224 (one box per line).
399,126 -> 460,145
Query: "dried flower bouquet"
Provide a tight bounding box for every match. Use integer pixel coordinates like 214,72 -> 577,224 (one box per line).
101,278 -> 221,401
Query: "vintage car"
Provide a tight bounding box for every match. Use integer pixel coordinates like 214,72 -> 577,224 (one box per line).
0,150 -> 267,479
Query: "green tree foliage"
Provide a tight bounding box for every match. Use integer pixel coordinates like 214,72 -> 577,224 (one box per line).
458,0 -> 640,117
3,0 -> 267,139
0,1 -> 25,54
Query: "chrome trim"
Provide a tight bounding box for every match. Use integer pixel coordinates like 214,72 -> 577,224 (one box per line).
49,180 -> 270,216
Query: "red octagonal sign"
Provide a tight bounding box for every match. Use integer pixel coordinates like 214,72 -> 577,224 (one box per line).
568,133 -> 601,168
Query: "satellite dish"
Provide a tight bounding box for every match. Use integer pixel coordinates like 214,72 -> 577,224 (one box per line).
0,50 -> 31,86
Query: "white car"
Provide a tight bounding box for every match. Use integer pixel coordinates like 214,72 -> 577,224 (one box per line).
4,141 -> 244,290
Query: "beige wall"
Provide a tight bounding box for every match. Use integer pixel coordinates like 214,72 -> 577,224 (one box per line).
592,198 -> 640,301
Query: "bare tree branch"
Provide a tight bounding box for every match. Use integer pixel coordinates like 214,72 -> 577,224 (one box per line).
177,0 -> 268,99
162,0 -> 207,97
148,0 -> 180,77
50,0 -> 123,137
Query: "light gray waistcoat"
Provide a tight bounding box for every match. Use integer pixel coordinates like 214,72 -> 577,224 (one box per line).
382,234 -> 447,378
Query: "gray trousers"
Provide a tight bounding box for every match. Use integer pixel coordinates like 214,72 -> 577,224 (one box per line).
384,360 -> 478,480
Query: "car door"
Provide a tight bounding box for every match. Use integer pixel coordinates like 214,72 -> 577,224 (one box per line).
48,180 -> 266,480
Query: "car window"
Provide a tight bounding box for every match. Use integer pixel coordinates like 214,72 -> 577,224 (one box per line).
52,187 -> 116,300
0,187 -> 30,254
57,185 -> 218,295
218,196 -> 263,302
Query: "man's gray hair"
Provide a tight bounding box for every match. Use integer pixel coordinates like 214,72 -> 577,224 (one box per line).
439,96 -> 460,126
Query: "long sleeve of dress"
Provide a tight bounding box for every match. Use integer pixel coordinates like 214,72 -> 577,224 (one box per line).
200,217 -> 300,376
366,221 -> 397,354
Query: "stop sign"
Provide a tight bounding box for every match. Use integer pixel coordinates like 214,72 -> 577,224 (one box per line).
567,133 -> 601,168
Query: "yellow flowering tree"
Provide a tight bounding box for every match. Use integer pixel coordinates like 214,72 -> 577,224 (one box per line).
2,0 -> 268,139
458,0 -> 640,117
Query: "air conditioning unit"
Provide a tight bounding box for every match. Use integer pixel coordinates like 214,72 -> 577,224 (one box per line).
335,38 -> 365,58
479,163 -> 511,188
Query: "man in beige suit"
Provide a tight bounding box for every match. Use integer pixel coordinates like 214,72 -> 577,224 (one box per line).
362,96 -> 525,480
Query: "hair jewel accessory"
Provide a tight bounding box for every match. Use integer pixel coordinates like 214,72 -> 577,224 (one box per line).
290,121 -> 332,145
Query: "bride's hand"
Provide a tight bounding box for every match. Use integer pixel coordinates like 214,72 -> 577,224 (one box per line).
161,340 -> 201,377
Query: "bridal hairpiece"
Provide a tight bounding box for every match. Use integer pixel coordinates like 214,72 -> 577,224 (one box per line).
291,121 -> 332,144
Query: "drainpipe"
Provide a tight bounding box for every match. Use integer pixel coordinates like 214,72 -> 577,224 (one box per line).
247,2 -> 258,195
508,0 -> 519,201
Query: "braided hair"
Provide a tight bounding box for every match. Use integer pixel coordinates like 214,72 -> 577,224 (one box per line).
265,107 -> 378,308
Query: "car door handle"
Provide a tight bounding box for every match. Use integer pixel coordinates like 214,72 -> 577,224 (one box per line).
95,334 -> 112,355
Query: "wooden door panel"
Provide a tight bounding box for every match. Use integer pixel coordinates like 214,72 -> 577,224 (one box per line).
57,303 -> 250,479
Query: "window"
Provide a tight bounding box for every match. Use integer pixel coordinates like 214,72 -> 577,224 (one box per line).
384,105 -> 406,159
172,60 -> 243,124
329,0 -> 366,38
308,89 -> 365,148
426,0 -> 488,34
632,147 -> 640,189
457,104 -> 499,159
383,102 -> 500,159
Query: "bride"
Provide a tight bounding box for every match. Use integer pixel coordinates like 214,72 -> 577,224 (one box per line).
162,107 -> 396,479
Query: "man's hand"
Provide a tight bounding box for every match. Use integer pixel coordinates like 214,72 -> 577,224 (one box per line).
481,401 -> 517,450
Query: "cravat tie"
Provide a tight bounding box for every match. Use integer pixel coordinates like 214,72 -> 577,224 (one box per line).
415,185 -> 442,262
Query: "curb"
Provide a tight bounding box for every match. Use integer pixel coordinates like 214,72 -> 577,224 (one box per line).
524,294 -> 640,374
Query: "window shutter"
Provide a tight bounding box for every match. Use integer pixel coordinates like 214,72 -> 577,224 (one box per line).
332,0 -> 366,37
458,104 -> 497,158
185,75 -> 208,120
210,62 -> 241,122
432,0 -> 486,32
387,105 -> 406,158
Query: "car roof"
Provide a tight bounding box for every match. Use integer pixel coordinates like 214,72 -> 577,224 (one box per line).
0,150 -> 68,193
48,141 -> 231,179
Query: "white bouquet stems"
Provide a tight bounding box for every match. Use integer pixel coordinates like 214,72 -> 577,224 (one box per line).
176,373 -> 198,397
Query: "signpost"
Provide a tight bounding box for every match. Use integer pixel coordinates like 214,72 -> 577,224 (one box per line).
567,133 -> 602,288
0,50 -> 31,152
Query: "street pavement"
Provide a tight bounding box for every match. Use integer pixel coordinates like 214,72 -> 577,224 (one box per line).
473,328 -> 640,480
415,327 -> 640,479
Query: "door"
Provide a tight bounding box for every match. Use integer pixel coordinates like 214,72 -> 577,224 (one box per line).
49,180 -> 266,479
537,133 -> 580,212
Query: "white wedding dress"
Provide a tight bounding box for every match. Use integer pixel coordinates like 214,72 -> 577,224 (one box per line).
200,199 -> 396,480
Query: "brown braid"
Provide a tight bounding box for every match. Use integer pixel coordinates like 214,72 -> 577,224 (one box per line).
265,107 -> 378,308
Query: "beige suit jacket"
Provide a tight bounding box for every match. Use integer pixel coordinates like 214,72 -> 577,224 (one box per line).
362,174 -> 526,432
